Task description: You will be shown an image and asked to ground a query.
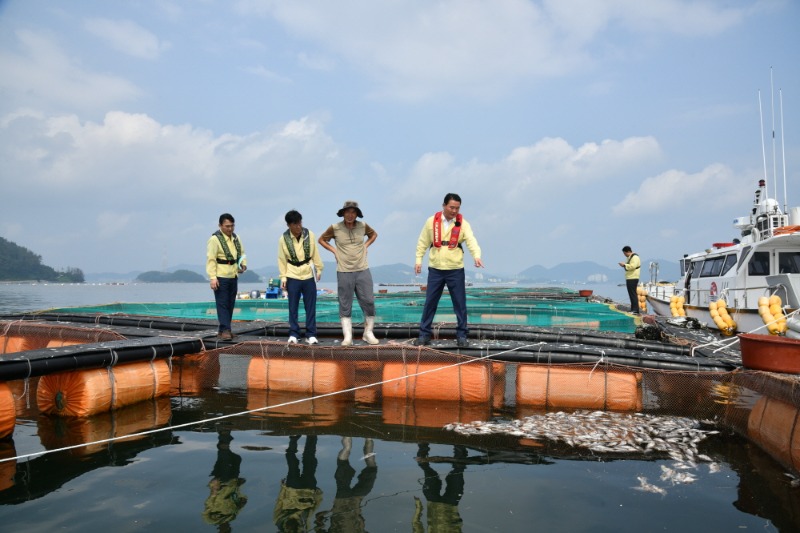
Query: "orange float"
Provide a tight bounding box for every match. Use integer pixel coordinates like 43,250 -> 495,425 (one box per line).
37,360 -> 171,417
247,357 -> 355,394
516,364 -> 642,411
381,361 -> 492,402
0,383 -> 15,439
747,395 -> 800,471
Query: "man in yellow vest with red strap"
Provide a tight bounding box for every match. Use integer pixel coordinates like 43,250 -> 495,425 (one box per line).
414,193 -> 483,347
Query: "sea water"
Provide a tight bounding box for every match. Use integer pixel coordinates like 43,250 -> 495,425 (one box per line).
0,281 -> 632,315
0,283 -> 797,532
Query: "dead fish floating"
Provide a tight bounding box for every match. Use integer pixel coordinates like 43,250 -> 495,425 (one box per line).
445,410 -> 719,461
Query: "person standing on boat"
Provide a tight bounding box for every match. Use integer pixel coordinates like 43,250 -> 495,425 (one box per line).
206,213 -> 247,341
318,201 -> 380,346
619,245 -> 641,314
278,210 -> 324,344
414,193 -> 483,347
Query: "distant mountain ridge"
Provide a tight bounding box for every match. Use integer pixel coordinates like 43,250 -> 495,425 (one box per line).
85,259 -> 680,284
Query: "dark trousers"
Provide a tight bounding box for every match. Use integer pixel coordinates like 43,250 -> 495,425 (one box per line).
626,279 -> 640,314
419,267 -> 468,338
213,276 -> 238,333
287,277 -> 317,338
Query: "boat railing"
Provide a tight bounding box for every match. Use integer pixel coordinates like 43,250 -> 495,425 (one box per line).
714,284 -> 783,309
645,282 -> 678,300
647,280 -> 793,308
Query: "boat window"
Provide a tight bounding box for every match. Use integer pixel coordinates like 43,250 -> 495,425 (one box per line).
711,257 -> 726,276
737,246 -> 751,270
778,252 -> 800,274
721,254 -> 737,275
700,258 -> 723,277
747,251 -> 770,276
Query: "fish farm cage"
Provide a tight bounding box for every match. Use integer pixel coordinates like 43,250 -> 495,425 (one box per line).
35,286 -> 637,333
0,286 -> 799,493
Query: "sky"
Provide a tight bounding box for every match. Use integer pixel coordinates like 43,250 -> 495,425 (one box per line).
1,0 -> 799,278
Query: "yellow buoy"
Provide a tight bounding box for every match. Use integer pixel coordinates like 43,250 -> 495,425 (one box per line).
760,294 -> 788,334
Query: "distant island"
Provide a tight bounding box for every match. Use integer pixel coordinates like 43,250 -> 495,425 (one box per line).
0,236 -> 84,282
1,236 -> 680,285
135,269 -> 262,283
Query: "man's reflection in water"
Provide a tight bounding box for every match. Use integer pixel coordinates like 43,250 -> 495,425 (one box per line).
202,428 -> 248,533
273,435 -> 323,533
413,443 -> 467,533
316,436 -> 378,532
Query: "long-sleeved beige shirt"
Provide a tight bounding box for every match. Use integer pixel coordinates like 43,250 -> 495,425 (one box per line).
415,214 -> 481,270
278,229 -> 324,281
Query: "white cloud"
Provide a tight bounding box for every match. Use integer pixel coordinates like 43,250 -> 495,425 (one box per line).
611,163 -> 744,215
0,29 -> 141,113
83,18 -> 168,60
235,0 -> 749,100
395,135 -> 661,208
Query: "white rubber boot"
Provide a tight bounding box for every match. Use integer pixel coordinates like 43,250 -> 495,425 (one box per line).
341,317 -> 353,346
362,316 -> 379,345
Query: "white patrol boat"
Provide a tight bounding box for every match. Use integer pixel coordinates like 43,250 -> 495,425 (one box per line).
646,179 -> 800,335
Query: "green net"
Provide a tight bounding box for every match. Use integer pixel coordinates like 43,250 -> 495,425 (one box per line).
42,287 -> 635,333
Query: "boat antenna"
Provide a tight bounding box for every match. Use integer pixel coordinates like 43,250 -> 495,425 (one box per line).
780,87 -> 788,212
759,89 -> 769,196
770,67 -> 778,200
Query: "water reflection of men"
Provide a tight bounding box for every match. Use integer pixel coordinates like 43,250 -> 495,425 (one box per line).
316,437 -> 378,532
274,435 -> 323,532
202,429 -> 248,532
413,443 -> 467,533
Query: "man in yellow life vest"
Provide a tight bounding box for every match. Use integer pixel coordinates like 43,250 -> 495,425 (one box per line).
619,245 -> 641,314
206,213 -> 246,340
278,210 -> 324,344
414,193 -> 483,348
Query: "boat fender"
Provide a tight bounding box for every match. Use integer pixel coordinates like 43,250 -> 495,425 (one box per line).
758,295 -> 787,335
709,300 -> 736,336
716,299 -> 737,333
636,286 -> 648,313
669,295 -> 686,317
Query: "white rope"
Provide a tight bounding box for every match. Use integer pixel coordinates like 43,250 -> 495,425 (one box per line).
690,307 -> 800,356
0,342 -> 546,464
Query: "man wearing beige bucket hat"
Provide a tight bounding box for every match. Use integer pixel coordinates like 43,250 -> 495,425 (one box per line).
319,201 -> 380,345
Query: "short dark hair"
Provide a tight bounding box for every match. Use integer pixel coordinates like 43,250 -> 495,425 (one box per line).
443,193 -> 462,205
622,246 -> 632,253
285,210 -> 302,225
219,213 -> 234,225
